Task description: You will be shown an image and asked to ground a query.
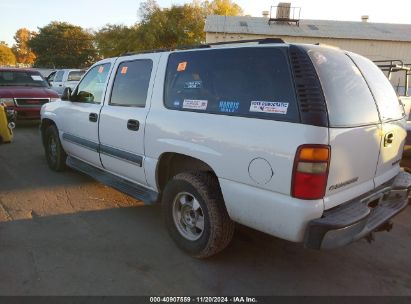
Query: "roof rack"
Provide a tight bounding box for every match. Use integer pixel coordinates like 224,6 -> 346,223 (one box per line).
120,38 -> 285,57
374,59 -> 411,96
207,38 -> 285,46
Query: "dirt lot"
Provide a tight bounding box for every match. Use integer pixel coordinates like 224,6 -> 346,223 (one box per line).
0,123 -> 411,296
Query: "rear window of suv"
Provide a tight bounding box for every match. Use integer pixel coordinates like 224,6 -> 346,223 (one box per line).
307,47 -> 380,127
164,47 -> 299,122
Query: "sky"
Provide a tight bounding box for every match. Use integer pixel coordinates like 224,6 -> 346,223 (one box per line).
1,0 -> 411,46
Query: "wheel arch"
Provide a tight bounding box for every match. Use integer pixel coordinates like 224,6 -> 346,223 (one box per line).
40,118 -> 57,147
156,152 -> 218,193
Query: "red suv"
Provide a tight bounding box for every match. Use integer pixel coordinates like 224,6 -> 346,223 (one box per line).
0,68 -> 59,120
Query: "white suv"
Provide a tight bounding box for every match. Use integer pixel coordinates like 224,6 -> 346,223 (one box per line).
40,40 -> 411,258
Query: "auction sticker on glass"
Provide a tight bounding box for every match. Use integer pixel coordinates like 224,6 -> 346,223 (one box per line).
183,99 -> 208,110
249,101 -> 289,115
31,75 -> 43,81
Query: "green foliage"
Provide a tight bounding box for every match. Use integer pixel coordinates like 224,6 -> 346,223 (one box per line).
0,43 -> 16,66
94,0 -> 243,57
29,21 -> 97,68
137,2 -> 206,50
94,24 -> 138,58
12,28 -> 36,65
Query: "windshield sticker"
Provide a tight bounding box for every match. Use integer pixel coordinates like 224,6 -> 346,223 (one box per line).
219,101 -> 240,113
121,66 -> 128,74
250,101 -> 289,115
173,100 -> 181,107
31,75 -> 43,81
183,99 -> 208,111
98,66 -> 104,73
177,62 -> 187,72
184,81 -> 202,89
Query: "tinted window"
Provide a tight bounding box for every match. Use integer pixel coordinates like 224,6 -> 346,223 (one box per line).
0,70 -> 48,87
72,63 -> 111,103
164,47 -> 299,122
307,47 -> 379,127
110,60 -> 153,107
68,70 -> 85,82
54,71 -> 64,82
349,53 -> 404,121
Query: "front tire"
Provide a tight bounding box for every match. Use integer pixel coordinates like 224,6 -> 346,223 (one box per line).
44,125 -> 67,171
162,172 -> 235,258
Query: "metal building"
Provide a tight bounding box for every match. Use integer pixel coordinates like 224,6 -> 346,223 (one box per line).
205,8 -> 411,93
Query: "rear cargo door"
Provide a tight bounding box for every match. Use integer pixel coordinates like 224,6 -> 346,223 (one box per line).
307,47 -> 382,210
350,53 -> 407,187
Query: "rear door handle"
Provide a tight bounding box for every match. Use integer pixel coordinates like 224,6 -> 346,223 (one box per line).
127,119 -> 140,131
89,113 -> 98,122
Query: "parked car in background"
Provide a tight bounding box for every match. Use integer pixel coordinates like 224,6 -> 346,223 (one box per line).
47,69 -> 86,96
0,68 -> 59,120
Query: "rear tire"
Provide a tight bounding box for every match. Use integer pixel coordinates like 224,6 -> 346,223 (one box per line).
44,125 -> 67,171
162,172 -> 235,258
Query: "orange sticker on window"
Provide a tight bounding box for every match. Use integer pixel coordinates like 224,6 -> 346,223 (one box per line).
121,66 -> 128,74
98,66 -> 104,73
177,61 -> 187,72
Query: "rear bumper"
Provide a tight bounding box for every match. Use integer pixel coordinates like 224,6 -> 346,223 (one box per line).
305,171 -> 411,249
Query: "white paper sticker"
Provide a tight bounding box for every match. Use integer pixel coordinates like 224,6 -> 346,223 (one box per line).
249,101 -> 289,115
31,75 -> 43,81
183,99 -> 208,111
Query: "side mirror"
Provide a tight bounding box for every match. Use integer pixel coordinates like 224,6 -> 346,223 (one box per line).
61,87 -> 72,101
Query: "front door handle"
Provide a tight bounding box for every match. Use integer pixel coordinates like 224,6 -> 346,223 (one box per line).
89,113 -> 98,122
127,119 -> 140,131
384,132 -> 394,147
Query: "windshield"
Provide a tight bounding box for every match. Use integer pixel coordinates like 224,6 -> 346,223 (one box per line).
0,71 -> 49,87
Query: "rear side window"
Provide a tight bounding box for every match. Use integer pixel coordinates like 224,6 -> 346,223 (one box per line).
110,60 -> 153,107
349,53 -> 404,121
308,47 -> 380,127
68,70 -> 85,82
164,47 -> 299,122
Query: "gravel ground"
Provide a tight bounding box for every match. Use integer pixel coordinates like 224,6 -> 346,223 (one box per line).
0,122 -> 410,296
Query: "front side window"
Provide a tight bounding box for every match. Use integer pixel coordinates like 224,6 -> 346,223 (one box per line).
110,60 -> 153,107
164,47 -> 299,122
307,47 -> 379,127
54,71 -> 64,82
349,53 -> 404,121
0,70 -> 48,87
72,63 -> 111,103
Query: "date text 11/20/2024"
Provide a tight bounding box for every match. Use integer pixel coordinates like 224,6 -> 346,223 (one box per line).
149,297 -> 258,303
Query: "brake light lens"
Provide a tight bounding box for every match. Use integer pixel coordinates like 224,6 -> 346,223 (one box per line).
291,145 -> 330,200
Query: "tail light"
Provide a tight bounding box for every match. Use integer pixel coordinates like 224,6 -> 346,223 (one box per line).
291,145 -> 331,200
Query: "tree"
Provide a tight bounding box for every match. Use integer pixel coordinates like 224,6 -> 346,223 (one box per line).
136,1 -> 206,50
95,24 -> 138,58
202,0 -> 243,16
12,28 -> 36,65
0,43 -> 16,66
93,0 -> 244,57
29,21 -> 97,68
